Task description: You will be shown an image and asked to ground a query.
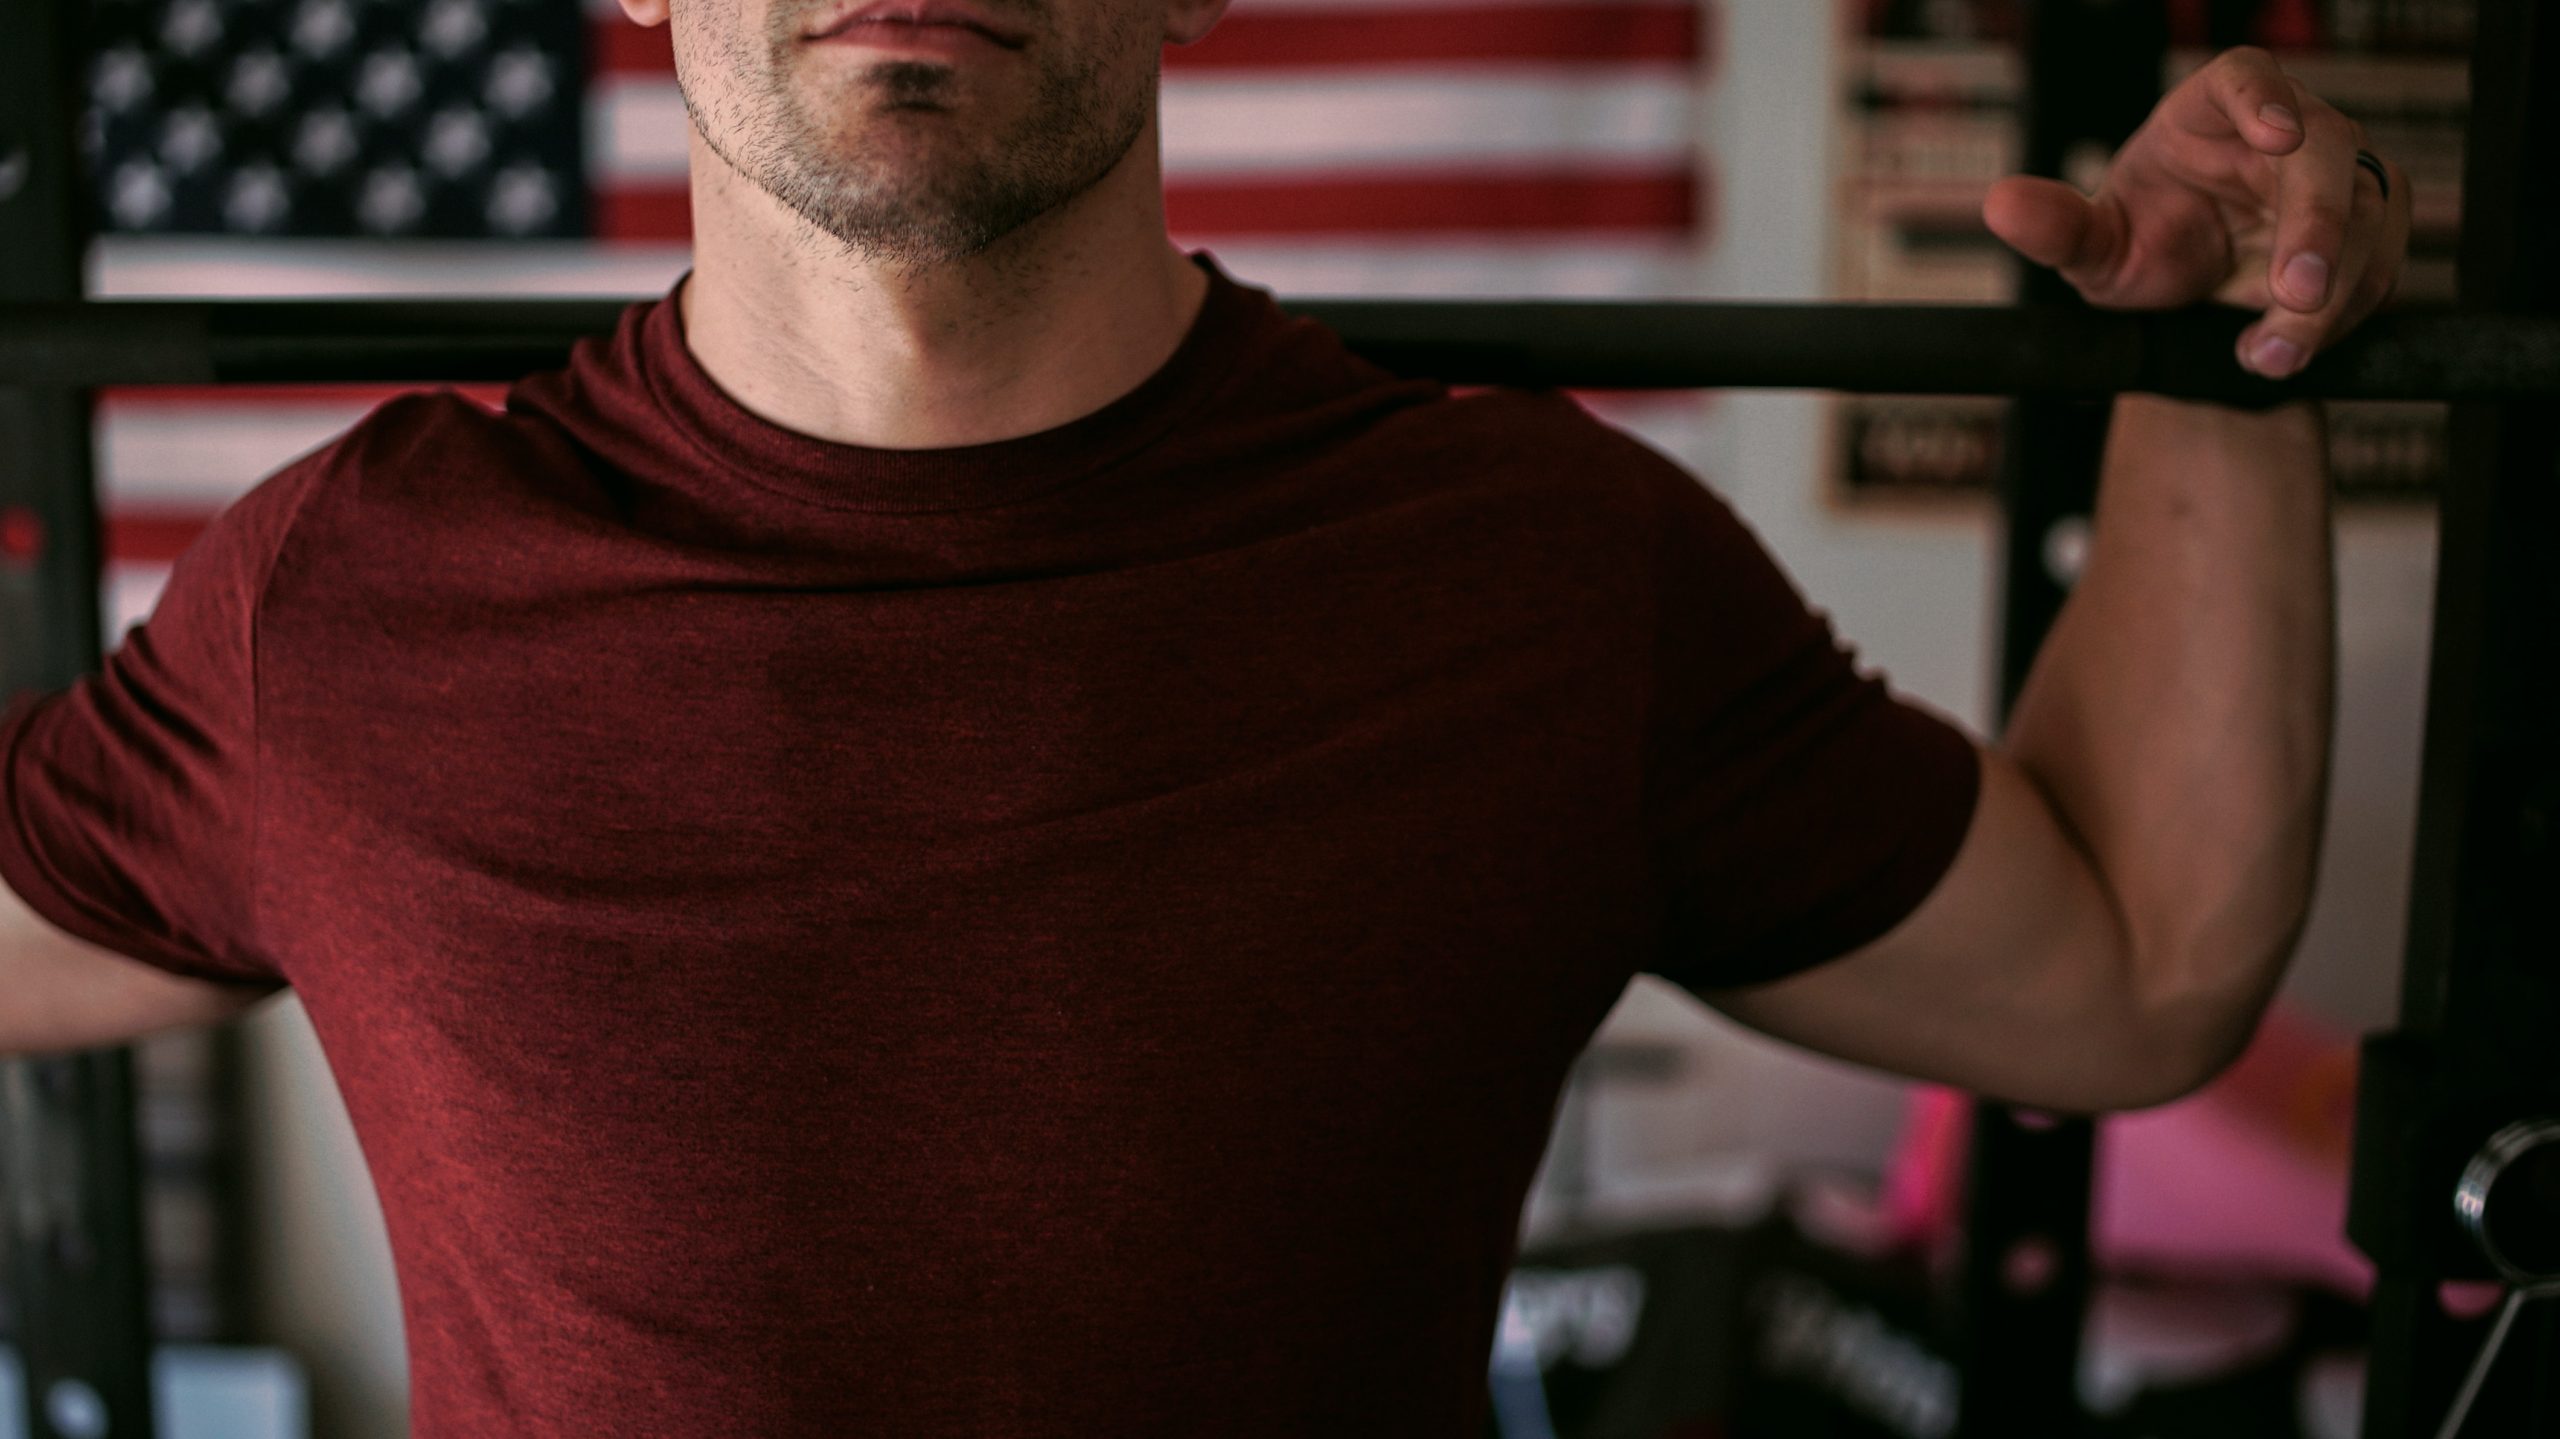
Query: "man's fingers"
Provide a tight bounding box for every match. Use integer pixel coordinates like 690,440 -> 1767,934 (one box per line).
2239,119 -> 2386,379
2263,80 -> 2362,316
1982,174 -> 2105,276
2176,46 -> 2313,154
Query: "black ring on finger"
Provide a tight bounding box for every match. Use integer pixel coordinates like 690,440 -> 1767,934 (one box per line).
2355,149 -> 2391,202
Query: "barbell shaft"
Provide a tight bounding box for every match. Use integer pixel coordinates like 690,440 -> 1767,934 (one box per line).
0,297 -> 2550,401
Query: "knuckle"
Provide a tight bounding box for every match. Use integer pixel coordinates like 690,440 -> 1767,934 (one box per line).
2304,102 -> 2356,142
2295,193 -> 2352,235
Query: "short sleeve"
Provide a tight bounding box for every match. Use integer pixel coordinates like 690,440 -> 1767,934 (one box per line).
1641,464 -> 1982,992
0,453 -> 326,992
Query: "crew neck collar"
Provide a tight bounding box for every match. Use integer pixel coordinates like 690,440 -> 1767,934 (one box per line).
638,249 -> 1263,515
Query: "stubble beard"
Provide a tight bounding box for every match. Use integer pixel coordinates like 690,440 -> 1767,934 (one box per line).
694,43 -> 1154,275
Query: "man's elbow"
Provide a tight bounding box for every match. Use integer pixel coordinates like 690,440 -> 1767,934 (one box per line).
2118,935 -> 2310,1112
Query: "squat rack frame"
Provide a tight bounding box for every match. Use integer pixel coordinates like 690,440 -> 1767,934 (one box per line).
1,2 -> 2554,1437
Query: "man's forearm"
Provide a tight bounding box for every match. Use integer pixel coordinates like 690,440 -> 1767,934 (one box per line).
2000,392 -> 2335,1078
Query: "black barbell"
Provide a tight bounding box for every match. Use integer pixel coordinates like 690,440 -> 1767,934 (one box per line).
0,297 -> 2552,402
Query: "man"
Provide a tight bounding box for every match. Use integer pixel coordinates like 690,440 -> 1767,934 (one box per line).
0,0 -> 2406,1432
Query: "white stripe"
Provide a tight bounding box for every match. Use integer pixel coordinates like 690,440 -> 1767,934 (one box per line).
97,402 -> 379,506
591,0 -> 1693,24
106,564 -> 177,649
1162,71 -> 1694,177
591,70 -> 1695,184
1197,237 -> 1707,298
1215,0 -> 1692,12
593,79 -> 689,184
92,235 -> 695,298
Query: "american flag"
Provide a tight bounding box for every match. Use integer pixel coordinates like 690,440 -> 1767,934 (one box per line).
86,0 -> 1724,645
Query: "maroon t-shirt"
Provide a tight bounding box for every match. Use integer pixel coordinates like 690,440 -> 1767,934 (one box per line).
0,250 -> 1978,1436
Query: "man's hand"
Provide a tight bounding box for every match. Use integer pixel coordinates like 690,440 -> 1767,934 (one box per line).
1980,45 -> 2414,381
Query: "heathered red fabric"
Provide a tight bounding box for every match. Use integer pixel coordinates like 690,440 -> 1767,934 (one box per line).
0,250 -> 1979,1436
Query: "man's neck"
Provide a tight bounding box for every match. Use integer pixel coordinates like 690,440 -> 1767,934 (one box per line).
677,141 -> 1209,454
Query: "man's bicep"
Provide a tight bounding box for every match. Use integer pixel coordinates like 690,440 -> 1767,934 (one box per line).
1688,744 -> 2200,1115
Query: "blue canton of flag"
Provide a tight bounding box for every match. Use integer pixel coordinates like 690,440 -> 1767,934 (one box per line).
79,0 -> 588,238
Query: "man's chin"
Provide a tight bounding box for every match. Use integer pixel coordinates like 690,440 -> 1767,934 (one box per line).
788,192 -> 1022,267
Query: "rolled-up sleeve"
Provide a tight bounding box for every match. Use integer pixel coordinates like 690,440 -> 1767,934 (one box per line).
1641,465 -> 1982,993
0,453 -> 327,992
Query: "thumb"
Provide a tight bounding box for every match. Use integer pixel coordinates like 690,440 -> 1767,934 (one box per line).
1983,174 -> 2108,278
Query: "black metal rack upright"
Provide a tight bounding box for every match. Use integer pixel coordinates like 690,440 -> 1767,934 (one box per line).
1959,4 -> 2560,1437
1944,0 -> 2162,1430
2344,1 -> 2560,1434
0,0 -> 160,1437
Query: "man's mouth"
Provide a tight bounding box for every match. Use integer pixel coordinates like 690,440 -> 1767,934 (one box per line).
805,2 -> 1028,50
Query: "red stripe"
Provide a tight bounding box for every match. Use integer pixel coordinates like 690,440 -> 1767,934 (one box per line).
105,512 -> 212,566
1167,5 -> 1699,69
593,15 -> 673,76
592,5 -> 1703,76
597,187 -> 696,243
600,173 -> 1700,242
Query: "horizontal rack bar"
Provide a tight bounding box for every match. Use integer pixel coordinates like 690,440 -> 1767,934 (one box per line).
0,298 -> 2549,401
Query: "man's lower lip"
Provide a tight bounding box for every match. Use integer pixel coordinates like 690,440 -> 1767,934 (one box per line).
809,21 -> 1012,55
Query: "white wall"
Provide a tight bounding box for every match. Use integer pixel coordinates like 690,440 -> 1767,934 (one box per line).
236,1001 -> 407,1439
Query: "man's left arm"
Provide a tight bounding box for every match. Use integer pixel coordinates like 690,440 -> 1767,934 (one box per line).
1691,48 -> 2409,1113
2001,391 -> 2333,1096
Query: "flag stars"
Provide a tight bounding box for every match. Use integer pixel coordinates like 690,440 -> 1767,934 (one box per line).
92,47 -> 155,115
290,0 -> 357,61
225,49 -> 293,120
160,0 -> 225,59
484,47 -> 554,120
158,105 -> 224,174
224,163 -> 294,231
423,0 -> 492,62
357,48 -> 426,120
291,107 -> 360,177
486,163 -> 557,234
108,160 -> 174,228
425,108 -> 493,180
357,164 -> 427,233
84,0 -> 578,239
